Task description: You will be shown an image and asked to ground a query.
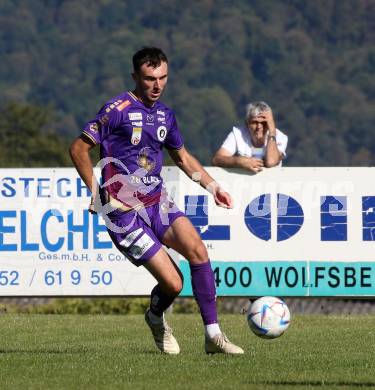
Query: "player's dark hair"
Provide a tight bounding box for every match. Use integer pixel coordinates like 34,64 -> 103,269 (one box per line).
132,47 -> 168,73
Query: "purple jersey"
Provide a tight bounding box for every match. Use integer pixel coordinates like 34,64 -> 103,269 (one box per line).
82,91 -> 184,210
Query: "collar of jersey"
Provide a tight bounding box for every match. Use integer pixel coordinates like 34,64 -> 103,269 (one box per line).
128,91 -> 160,111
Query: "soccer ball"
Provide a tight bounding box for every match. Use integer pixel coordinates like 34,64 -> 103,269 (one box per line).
247,296 -> 290,339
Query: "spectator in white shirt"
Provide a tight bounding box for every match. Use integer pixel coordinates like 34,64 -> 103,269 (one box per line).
212,101 -> 288,173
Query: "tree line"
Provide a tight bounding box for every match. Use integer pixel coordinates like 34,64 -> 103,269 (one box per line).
0,0 -> 373,167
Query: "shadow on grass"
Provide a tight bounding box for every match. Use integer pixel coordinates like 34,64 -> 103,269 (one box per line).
246,381 -> 375,388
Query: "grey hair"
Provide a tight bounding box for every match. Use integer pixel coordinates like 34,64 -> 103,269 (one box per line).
245,101 -> 271,121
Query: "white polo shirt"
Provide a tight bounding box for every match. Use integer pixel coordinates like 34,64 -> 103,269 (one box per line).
221,126 -> 288,166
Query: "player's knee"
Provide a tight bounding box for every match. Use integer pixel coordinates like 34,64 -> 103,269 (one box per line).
167,277 -> 183,296
187,240 -> 208,264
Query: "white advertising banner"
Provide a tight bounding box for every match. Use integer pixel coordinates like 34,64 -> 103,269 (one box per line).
0,167 -> 374,297
0,168 -> 175,296
178,167 -> 375,297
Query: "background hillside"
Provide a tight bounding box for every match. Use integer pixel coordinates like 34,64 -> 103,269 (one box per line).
0,0 -> 373,166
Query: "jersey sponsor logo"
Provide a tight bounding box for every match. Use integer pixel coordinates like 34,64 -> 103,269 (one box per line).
146,114 -> 154,126
130,175 -> 160,185
131,127 -> 142,145
157,110 -> 165,116
157,117 -> 166,123
157,126 -> 167,141
116,100 -> 131,111
129,112 -> 142,121
89,122 -> 99,133
131,121 -> 143,126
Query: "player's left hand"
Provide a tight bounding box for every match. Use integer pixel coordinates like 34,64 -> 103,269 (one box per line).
207,181 -> 233,208
213,187 -> 233,209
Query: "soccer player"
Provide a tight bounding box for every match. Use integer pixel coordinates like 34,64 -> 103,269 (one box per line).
212,101 -> 288,172
70,47 -> 244,355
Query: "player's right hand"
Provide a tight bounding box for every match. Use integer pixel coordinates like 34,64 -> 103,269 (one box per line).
88,203 -> 97,214
88,195 -> 98,214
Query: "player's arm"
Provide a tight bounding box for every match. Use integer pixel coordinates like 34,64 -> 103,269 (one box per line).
212,148 -> 264,173
168,146 -> 233,209
69,135 -> 98,212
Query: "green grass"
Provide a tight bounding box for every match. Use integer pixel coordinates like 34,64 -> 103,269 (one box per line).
0,314 -> 374,389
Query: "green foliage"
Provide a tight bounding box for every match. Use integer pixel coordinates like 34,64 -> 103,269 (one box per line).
0,297 -> 203,315
0,0 -> 374,166
0,298 -> 150,314
0,102 -> 71,167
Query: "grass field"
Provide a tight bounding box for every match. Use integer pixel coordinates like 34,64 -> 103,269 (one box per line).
0,313 -> 374,389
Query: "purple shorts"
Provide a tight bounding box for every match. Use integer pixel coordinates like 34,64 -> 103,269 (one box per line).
106,197 -> 184,266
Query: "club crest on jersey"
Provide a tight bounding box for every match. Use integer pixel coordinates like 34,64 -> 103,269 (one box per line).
131,127 -> 142,145
137,147 -> 156,172
89,122 -> 99,133
157,126 -> 167,141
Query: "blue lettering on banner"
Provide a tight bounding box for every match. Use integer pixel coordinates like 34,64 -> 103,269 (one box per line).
244,194 -> 304,241
19,178 -> 34,197
37,178 -> 50,197
0,209 -> 114,252
0,210 -> 17,251
76,178 -> 91,197
41,209 -> 64,252
321,196 -> 347,241
21,211 -> 39,251
93,214 -> 112,249
68,210 -> 89,250
1,177 -> 16,197
363,196 -> 375,241
244,194 -> 271,241
57,178 -> 71,197
184,195 -> 230,240
277,194 -> 304,241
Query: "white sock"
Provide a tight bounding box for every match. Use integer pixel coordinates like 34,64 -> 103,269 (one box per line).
148,310 -> 164,325
205,323 -> 221,339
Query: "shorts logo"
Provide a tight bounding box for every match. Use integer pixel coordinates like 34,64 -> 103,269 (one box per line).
89,122 -> 99,133
119,228 -> 143,248
131,127 -> 142,145
129,112 -> 142,121
128,233 -> 155,259
157,126 -> 167,141
116,100 -> 131,111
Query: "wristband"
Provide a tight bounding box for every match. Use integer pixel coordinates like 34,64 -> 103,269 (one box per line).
268,135 -> 276,142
